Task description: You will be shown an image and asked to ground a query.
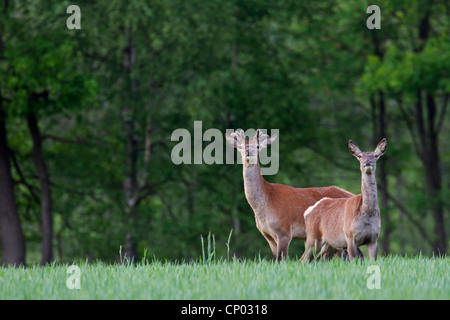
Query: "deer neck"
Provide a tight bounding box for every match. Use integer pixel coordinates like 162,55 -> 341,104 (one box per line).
360,172 -> 379,216
243,161 -> 267,211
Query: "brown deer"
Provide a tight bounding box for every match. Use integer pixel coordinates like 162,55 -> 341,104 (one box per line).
302,138 -> 387,262
225,129 -> 355,261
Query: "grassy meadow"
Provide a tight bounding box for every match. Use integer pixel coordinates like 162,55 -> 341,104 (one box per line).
0,255 -> 448,300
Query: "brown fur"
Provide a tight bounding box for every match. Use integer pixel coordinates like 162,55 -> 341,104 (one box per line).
261,181 -> 355,260
226,129 -> 354,261
302,138 -> 387,262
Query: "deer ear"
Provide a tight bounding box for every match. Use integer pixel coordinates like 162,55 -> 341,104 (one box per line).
255,129 -> 276,149
258,134 -> 276,149
225,133 -> 238,149
374,138 -> 387,158
348,140 -> 362,158
226,130 -> 246,150
267,134 -> 277,145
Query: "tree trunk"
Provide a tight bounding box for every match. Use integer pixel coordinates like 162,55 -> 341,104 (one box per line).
369,29 -> 390,254
424,94 -> 446,255
230,42 -> 241,236
377,91 -> 389,255
397,4 -> 447,255
370,91 -> 389,254
0,1 -> 25,267
0,102 -> 26,266
27,111 -> 54,264
122,100 -> 138,263
415,5 -> 446,254
122,32 -> 139,264
412,90 -> 447,255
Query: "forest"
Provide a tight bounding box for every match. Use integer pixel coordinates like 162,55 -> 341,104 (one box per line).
0,0 -> 449,266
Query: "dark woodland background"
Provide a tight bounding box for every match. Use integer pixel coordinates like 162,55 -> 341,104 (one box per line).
0,0 -> 449,265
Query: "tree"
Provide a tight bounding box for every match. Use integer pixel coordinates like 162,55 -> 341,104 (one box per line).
0,1 -> 26,266
1,0 -> 97,264
0,101 -> 27,266
361,0 -> 449,255
0,0 -> 447,263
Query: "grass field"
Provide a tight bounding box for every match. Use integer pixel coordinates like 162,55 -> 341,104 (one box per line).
0,255 -> 449,300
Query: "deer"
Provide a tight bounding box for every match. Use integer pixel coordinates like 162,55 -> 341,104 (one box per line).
225,129 -> 355,261
301,138 -> 387,262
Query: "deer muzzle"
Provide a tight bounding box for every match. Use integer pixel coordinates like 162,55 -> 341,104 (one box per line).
364,166 -> 374,174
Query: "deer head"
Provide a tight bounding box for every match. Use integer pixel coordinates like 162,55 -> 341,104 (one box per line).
348,138 -> 387,175
226,129 -> 277,167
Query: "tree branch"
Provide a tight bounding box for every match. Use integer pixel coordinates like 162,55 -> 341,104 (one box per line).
134,183 -> 157,207
397,98 -> 425,163
9,147 -> 40,204
156,190 -> 176,220
42,134 -> 85,144
304,145 -> 355,172
380,183 -> 432,246
435,93 -> 448,135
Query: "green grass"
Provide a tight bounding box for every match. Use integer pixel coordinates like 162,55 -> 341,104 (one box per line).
0,255 -> 448,299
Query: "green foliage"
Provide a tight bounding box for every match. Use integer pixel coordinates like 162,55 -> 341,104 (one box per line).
0,0 -> 448,264
361,36 -> 450,95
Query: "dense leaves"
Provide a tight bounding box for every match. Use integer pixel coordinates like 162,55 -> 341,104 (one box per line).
0,0 -> 448,264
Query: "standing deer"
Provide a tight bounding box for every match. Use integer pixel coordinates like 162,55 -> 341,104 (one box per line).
225,129 -> 355,261
302,138 -> 387,262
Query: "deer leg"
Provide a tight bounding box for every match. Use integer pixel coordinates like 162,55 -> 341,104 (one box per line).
301,238 -> 320,263
346,236 -> 359,261
263,234 -> 278,261
341,248 -> 364,260
301,242 -> 314,263
339,249 -> 349,261
276,235 -> 291,262
277,235 -> 291,261
300,240 -> 310,262
320,244 -> 337,261
367,241 -> 378,261
357,247 -> 364,258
